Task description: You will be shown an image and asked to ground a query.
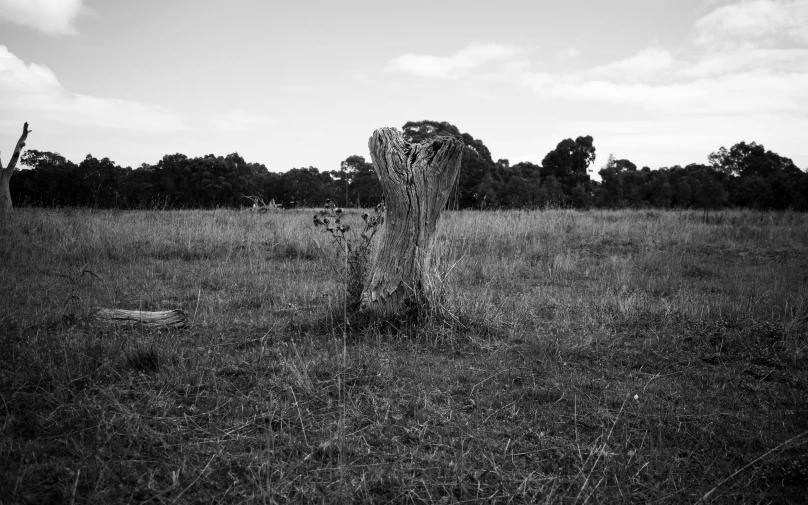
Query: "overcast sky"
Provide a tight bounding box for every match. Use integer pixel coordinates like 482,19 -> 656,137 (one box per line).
1,0 -> 806,173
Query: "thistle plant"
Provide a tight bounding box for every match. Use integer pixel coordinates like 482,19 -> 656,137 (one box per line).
313,199 -> 384,312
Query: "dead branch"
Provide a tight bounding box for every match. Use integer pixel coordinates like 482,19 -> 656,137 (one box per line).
93,308 -> 187,328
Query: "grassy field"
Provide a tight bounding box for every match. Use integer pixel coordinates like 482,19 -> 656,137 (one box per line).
1,207 -> 807,504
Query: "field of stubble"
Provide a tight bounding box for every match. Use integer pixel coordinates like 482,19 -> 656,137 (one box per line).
1,207 -> 807,504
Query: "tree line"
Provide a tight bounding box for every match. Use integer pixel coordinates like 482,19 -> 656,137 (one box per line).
10,120 -> 808,211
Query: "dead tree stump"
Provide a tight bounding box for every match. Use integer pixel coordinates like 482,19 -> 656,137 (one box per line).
360,127 -> 463,316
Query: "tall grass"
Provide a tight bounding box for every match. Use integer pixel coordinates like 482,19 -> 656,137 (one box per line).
435,209 -> 808,353
2,208 -> 328,328
1,207 -> 806,503
4,208 -> 805,338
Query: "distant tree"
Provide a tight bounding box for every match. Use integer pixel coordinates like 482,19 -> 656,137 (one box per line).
542,176 -> 566,207
143,152 -> 265,208
340,155 -> 382,207
11,133 -> 804,212
648,170 -> 673,208
475,172 -> 500,209
671,170 -> 693,207
219,153 -> 267,207
708,141 -> 806,209
13,149 -> 78,206
660,164 -> 729,209
154,154 -> 192,207
731,176 -> 772,209
402,120 -> 463,144
684,164 -> 728,209
540,136 -> 595,207
597,154 -> 637,207
75,154 -> 127,207
541,136 -> 596,185
279,167 -> 335,207
1,122 -> 31,219
503,161 -> 542,208
614,159 -> 637,172
260,171 -> 284,206
20,149 -> 67,170
402,120 -> 497,209
123,163 -> 160,208
794,171 -> 808,211
709,141 -> 799,178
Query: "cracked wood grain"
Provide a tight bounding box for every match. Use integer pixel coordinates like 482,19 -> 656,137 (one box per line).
361,127 -> 463,316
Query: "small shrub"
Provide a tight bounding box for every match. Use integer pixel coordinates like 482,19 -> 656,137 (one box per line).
313,200 -> 384,312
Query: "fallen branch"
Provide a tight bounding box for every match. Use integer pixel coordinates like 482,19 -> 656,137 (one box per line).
243,195 -> 282,213
93,308 -> 187,328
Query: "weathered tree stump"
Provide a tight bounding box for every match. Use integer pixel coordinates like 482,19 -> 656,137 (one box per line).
360,127 -> 463,316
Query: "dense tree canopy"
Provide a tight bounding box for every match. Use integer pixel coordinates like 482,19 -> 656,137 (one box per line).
8,124 -> 808,211
708,141 -> 799,178
337,155 -> 383,208
541,136 -> 596,183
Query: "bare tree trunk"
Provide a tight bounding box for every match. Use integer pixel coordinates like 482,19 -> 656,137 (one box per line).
361,127 -> 463,316
0,122 -> 31,221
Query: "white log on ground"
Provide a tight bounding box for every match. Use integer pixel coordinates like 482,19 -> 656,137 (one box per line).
93,308 -> 188,328
361,127 -> 463,316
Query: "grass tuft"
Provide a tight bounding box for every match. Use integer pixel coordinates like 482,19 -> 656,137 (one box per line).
126,346 -> 161,374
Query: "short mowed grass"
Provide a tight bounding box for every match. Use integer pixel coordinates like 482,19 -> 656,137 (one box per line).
1,207 -> 807,504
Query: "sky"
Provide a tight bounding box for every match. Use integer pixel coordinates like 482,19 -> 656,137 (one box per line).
1,0 -> 807,174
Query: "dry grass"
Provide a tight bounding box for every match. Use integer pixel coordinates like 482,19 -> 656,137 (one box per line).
1,207 -> 807,503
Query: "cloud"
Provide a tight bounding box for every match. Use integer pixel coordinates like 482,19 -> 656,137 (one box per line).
520,0 -> 808,118
385,42 -> 526,79
676,46 -> 808,78
0,0 -> 88,36
0,46 -> 186,132
209,109 -> 278,131
585,48 -> 675,81
555,46 -> 580,60
694,0 -> 808,47
512,2 -> 808,168
0,46 -> 61,89
531,71 -> 806,116
379,3 -> 808,120
376,6 -> 807,168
